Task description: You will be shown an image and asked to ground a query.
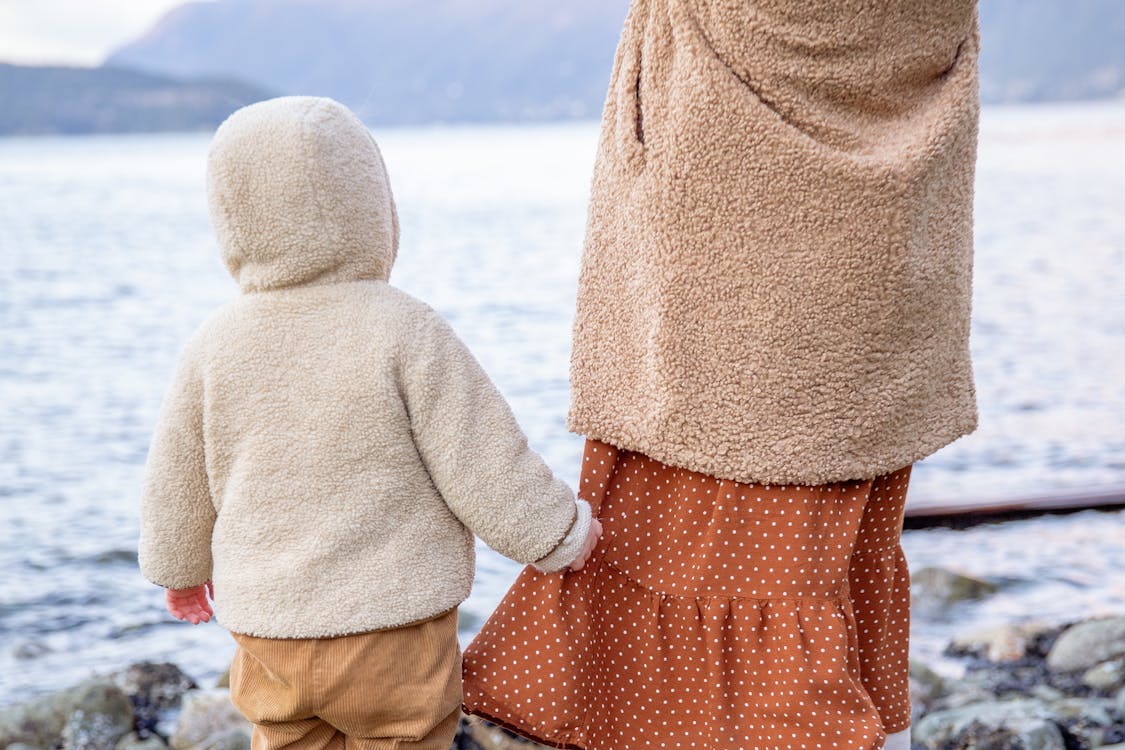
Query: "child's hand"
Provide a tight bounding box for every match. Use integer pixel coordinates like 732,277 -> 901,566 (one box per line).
165,581 -> 214,624
568,518 -> 603,572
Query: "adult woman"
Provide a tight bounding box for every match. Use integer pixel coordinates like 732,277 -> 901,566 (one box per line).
464,0 -> 980,747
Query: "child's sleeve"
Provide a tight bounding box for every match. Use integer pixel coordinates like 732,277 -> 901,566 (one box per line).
400,309 -> 591,573
138,336 -> 216,588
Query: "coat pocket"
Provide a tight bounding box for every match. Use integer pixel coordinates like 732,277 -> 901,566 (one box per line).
604,0 -> 651,168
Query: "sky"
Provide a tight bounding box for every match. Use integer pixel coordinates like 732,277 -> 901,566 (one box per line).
0,0 -> 203,66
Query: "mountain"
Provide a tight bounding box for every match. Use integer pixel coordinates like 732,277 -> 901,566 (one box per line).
107,0 -> 629,125
107,0 -> 1125,125
0,63 -> 274,136
5,1 -> 1117,135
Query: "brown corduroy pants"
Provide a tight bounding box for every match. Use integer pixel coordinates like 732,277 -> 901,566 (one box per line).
229,608 -> 462,750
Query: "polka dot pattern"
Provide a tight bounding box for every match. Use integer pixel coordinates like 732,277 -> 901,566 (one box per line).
463,440 -> 913,749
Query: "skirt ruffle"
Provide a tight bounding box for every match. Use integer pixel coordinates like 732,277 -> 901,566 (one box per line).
463,441 -> 911,750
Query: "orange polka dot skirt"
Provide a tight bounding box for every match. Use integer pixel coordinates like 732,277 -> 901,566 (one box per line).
463,440 -> 913,750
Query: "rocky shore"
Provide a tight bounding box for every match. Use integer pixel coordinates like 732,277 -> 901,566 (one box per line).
3,570 -> 1123,750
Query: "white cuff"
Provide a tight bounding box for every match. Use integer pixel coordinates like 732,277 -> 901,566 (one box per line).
531,500 -> 593,573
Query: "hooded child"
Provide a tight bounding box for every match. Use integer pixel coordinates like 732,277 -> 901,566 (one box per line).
138,96 -> 601,750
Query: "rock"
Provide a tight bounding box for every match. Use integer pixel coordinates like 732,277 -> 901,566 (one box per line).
0,687 -> 73,748
457,715 -> 548,749
59,684 -> 135,750
909,661 -> 948,724
13,640 -> 52,660
195,729 -> 250,750
214,669 -> 230,690
948,622 -> 1056,663
451,715 -> 487,750
1083,659 -> 1125,692
111,663 -> 196,738
114,733 -> 167,750
0,679 -> 135,750
6,744 -> 46,750
911,567 -> 999,613
910,661 -> 948,696
930,684 -> 1007,713
1049,697 -> 1119,748
1029,684 -> 1066,703
1047,616 -> 1125,673
914,699 -> 1066,750
933,716 -> 1065,750
169,690 -> 250,750
944,621 -> 1085,700
958,663 -> 1050,699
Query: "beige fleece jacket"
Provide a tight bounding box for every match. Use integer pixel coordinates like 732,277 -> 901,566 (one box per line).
569,0 -> 981,485
139,96 -> 591,638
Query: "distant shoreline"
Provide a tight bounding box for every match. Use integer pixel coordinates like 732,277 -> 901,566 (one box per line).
3,58 -> 1125,138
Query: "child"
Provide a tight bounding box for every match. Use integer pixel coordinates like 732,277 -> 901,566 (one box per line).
138,96 -> 601,750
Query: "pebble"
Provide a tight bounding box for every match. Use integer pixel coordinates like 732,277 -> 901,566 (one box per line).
914,699 -> 1065,750
0,679 -> 134,750
168,690 -> 249,750
910,566 -> 999,616
1084,660 -> 1125,692
60,684 -> 135,750
114,733 -> 167,750
948,622 -> 1055,663
1047,616 -> 1125,673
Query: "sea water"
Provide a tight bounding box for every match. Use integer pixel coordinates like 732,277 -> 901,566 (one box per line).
1,101 -> 1123,706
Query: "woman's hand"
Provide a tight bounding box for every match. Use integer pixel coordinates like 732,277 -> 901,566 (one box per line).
568,518 -> 603,572
165,581 -> 214,624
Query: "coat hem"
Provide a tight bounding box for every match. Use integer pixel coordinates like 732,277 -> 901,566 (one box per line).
567,414 -> 977,486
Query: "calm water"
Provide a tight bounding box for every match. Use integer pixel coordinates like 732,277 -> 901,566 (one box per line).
1,102 -> 1123,707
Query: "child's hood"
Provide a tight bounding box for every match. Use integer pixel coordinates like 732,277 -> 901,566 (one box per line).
206,96 -> 399,292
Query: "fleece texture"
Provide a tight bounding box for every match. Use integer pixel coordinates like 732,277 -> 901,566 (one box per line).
139,97 -> 590,638
569,0 -> 981,485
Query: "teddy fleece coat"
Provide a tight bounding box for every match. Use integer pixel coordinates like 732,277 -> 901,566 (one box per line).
139,97 -> 591,638
569,0 -> 981,485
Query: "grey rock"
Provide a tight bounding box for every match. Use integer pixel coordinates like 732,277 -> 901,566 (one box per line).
1082,659 -> 1125,693
458,715 -> 549,749
112,664 -> 195,708
113,733 -> 167,750
909,661 -> 948,724
913,699 -> 1064,750
7,743 -> 46,750
949,622 -> 1056,663
1047,616 -> 1125,673
451,716 -> 487,750
911,567 -> 999,613
931,684 -> 1003,712
1029,684 -> 1066,703
1049,697 -> 1118,748
0,691 -> 69,748
195,730 -> 250,750
169,691 -> 249,750
1,680 -> 135,750
60,684 -> 135,750
111,664 -> 196,738
12,641 -> 52,661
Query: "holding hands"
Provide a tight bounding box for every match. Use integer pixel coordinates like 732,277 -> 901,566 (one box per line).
568,518 -> 603,572
160,516 -> 600,626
